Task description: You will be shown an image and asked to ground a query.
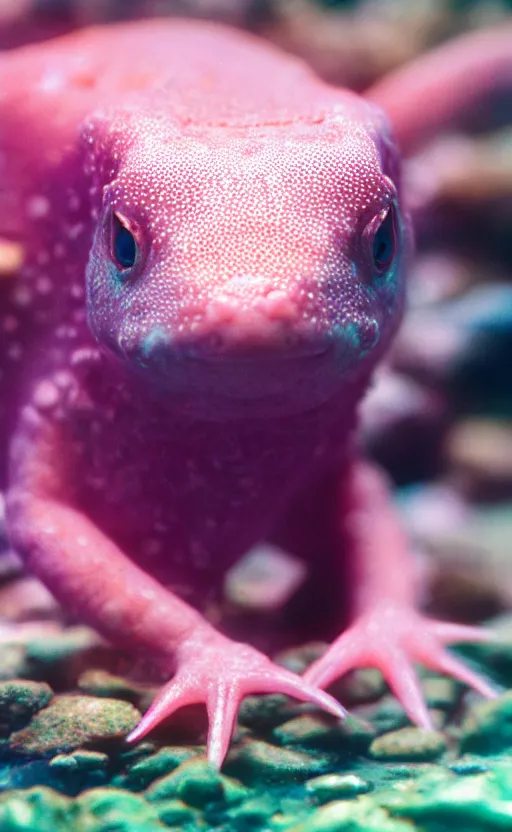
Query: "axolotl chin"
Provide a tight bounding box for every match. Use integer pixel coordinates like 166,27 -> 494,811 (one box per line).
0,20 -> 504,767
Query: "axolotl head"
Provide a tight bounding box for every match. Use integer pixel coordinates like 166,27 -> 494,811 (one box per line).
84,98 -> 410,418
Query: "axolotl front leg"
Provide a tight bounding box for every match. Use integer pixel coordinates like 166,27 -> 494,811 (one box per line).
304,459 -> 497,719
5,395 -> 345,768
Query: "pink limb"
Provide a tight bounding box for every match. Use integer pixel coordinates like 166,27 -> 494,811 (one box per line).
304,461 -> 498,727
367,27 -> 512,154
6,407 -> 344,769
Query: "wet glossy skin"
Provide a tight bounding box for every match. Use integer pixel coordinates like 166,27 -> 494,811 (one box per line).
0,21 -> 498,767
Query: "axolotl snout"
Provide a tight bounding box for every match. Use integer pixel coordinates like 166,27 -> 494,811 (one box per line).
0,21 -> 495,767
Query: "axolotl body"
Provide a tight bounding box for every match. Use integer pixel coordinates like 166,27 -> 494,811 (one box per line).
0,21 -> 506,766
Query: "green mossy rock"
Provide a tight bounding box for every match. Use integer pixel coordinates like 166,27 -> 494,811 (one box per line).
355,695 -> 411,735
145,756 -> 248,808
237,693 -> 291,730
8,695 -> 140,757
227,793 -> 278,825
329,668 -> 387,707
49,749 -> 109,772
0,786 -> 71,832
122,745 -> 201,790
288,800 -> 411,832
273,714 -> 352,750
225,738 -> 333,784
0,680 -> 53,736
387,764 -> 512,831
154,798 -> 197,825
24,627 -> 101,665
76,786 -> 163,828
77,668 -> 156,708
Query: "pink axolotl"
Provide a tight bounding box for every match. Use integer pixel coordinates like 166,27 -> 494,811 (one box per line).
0,20 -> 508,767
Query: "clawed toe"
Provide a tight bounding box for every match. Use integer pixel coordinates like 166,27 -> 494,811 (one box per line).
303,605 -> 497,732
127,637 -> 347,768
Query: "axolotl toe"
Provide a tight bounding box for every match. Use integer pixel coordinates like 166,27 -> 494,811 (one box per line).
0,21 -> 501,767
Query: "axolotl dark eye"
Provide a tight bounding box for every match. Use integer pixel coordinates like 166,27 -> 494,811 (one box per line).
110,212 -> 137,272
372,205 -> 397,274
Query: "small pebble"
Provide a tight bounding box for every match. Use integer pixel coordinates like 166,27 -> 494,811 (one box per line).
155,798 -> 197,825
24,626 -> 103,665
0,786 -> 70,832
123,745 -> 201,790
9,695 -> 140,756
76,786 -> 159,827
0,577 -> 59,622
387,765 -> 512,829
145,757 -> 246,808
0,644 -> 31,681
227,794 -> 278,825
273,714 -> 348,749
78,668 -> 156,707
421,676 -> 461,712
237,693 -> 291,730
224,543 -> 307,610
355,695 -> 410,735
0,679 -> 53,736
225,739 -> 333,784
288,800 -> 406,832
49,749 -> 109,771
305,773 -> 372,803
369,727 -> 447,762
330,668 -> 387,707
445,419 -> 512,493
460,691 -> 512,755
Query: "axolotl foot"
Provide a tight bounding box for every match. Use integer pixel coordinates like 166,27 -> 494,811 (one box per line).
304,602 -> 498,729
126,628 -> 346,769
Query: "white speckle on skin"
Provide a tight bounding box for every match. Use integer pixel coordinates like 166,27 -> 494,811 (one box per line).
26,195 -> 50,219
53,371 -> 74,389
70,284 -> 84,300
55,325 -> 77,340
33,380 -> 59,410
39,71 -> 64,93
66,223 -> 85,240
70,347 -> 99,366
36,275 -> 53,295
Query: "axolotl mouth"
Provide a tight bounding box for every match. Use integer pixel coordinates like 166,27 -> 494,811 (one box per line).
115,305 -> 381,418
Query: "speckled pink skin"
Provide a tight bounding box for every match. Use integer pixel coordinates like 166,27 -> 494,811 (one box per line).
0,22 -> 500,767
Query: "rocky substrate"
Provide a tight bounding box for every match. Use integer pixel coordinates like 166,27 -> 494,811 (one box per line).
0,622 -> 511,830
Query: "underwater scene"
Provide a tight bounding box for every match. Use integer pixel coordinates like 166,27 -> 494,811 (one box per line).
0,0 -> 512,830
